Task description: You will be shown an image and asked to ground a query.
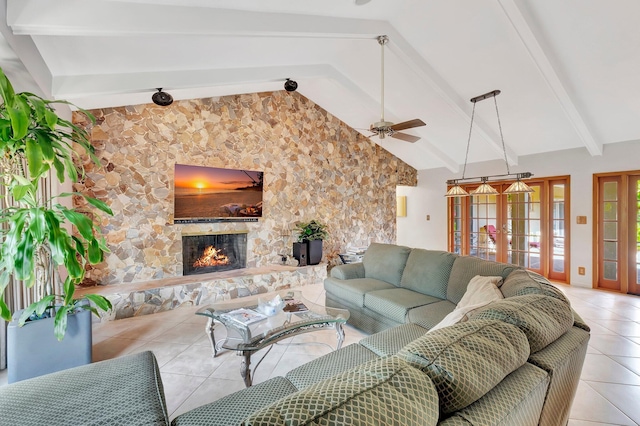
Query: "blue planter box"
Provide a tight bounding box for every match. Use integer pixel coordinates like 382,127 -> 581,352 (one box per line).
7,307 -> 92,383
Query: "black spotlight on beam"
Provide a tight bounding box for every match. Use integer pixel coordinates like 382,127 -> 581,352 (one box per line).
284,78 -> 298,92
152,88 -> 173,106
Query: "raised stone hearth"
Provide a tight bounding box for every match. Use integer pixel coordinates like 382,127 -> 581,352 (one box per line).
76,264 -> 327,321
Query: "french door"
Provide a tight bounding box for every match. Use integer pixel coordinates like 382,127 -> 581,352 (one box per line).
449,177 -> 569,281
595,172 -> 640,294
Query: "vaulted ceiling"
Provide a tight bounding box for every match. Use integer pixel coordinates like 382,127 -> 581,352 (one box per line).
2,0 -> 639,172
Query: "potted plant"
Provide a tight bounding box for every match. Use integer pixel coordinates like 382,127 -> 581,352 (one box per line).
0,68 -> 113,381
293,220 -> 328,266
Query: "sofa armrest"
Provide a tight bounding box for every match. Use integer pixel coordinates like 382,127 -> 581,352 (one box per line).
330,262 -> 365,280
571,308 -> 590,332
0,351 -> 170,426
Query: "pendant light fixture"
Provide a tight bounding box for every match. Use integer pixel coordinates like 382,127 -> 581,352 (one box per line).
445,90 -> 534,197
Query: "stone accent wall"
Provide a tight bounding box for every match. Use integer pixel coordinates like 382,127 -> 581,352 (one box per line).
74,91 -> 417,286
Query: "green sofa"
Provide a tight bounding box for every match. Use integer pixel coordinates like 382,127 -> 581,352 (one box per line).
0,244 -> 589,425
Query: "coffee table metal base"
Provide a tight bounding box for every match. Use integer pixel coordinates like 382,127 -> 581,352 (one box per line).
204,317 -> 346,387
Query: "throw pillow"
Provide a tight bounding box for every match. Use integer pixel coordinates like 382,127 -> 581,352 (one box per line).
469,293 -> 574,353
501,269 -> 570,304
398,320 -> 530,414
429,275 -> 503,332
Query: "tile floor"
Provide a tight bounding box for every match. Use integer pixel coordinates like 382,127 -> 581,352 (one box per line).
2,282 -> 640,424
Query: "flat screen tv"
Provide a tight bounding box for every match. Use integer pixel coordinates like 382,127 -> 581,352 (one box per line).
174,164 -> 263,223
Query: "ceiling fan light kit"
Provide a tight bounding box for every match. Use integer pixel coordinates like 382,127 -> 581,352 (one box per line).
368,35 -> 426,143
445,89 -> 534,197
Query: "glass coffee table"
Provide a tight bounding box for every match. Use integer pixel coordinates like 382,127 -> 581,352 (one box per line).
196,289 -> 350,387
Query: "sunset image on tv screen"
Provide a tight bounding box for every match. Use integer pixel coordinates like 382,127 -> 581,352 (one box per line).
174,164 -> 263,221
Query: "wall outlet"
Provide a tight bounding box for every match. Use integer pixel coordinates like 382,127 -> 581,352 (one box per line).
426,215 -> 430,221
578,267 -> 586,275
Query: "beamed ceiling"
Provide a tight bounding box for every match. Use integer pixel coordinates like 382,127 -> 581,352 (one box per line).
1,0 -> 639,172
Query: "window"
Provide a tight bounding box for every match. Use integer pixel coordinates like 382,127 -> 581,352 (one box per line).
448,176 -> 569,281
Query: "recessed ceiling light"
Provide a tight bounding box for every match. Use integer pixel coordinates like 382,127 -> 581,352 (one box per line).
355,0 -> 371,5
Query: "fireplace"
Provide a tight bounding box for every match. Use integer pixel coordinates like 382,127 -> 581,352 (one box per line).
182,233 -> 247,276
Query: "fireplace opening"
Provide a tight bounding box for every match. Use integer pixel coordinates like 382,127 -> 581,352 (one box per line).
182,233 -> 247,276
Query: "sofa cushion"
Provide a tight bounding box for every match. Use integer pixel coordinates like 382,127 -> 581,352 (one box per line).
469,294 -> 574,353
363,242 -> 412,286
285,344 -> 379,390
0,351 -> 170,426
438,363 -> 550,426
329,262 -> 365,280
172,377 -> 297,426
364,288 -> 442,324
429,275 -> 504,332
501,269 -> 569,305
400,249 -> 457,299
359,323 -> 429,357
398,320 -> 530,414
447,256 -> 519,304
324,277 -> 395,307
407,299 -> 457,329
242,357 -> 439,426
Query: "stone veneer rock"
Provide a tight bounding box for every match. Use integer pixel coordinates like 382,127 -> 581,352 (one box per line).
73,91 -> 416,287
76,264 -> 327,321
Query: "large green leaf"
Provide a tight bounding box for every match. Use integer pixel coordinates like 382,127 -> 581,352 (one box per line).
54,306 -> 69,341
25,138 -> 45,179
11,184 -> 30,201
27,208 -> 47,241
64,248 -> 83,279
61,208 -> 94,240
18,295 -> 55,326
44,108 -> 58,130
29,96 -> 47,123
0,68 -> 16,106
87,238 -> 103,264
35,129 -> 56,163
63,275 -> 75,306
84,294 -> 112,313
44,210 -> 66,264
6,96 -> 29,140
84,195 -> 114,215
58,192 -> 113,216
52,157 -> 65,182
0,298 -> 10,322
14,230 -> 34,281
71,235 -> 85,257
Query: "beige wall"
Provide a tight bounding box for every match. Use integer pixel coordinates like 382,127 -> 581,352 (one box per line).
74,91 -> 416,285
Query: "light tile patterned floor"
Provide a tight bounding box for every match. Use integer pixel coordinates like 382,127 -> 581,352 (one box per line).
2,282 -> 640,424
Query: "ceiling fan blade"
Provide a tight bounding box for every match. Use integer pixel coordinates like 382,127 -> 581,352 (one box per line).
390,119 -> 426,132
391,132 -> 420,143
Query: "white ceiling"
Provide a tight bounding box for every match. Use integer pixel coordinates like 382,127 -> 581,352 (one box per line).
1,0 -> 639,172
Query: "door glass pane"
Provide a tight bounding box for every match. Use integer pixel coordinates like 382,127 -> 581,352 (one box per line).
604,261 -> 617,280
469,193 -> 497,261
452,198 -> 462,254
603,241 -> 617,260
552,184 -> 565,273
604,202 -> 618,220
604,182 -> 618,201
604,222 -> 617,240
507,185 -> 541,271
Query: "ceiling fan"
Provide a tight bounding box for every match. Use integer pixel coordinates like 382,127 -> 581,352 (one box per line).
368,35 -> 426,143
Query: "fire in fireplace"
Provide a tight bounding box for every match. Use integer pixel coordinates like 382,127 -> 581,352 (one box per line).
182,233 -> 247,275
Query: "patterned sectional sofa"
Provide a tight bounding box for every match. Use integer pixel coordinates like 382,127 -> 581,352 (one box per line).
0,243 -> 589,425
